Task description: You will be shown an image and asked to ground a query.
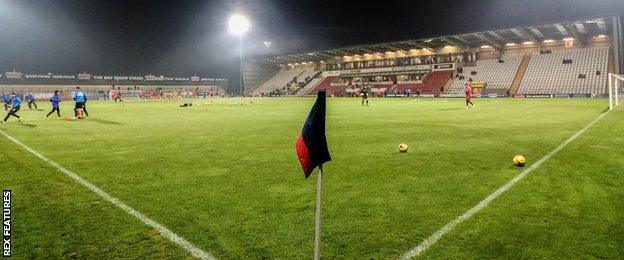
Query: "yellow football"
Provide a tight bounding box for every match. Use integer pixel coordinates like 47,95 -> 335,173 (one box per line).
513,155 -> 526,167
398,143 -> 408,153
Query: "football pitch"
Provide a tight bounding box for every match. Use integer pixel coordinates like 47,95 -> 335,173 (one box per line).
1,97 -> 623,259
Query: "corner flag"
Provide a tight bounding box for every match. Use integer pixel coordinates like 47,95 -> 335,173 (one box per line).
296,90 -> 331,178
295,89 -> 331,260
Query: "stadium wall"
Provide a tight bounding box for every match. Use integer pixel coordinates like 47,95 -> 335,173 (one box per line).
242,62 -> 280,91
0,84 -> 226,100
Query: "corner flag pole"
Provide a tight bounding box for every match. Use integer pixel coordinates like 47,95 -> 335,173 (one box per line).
313,164 -> 324,260
295,89 -> 331,259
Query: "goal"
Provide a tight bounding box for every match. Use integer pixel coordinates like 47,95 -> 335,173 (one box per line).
608,73 -> 623,110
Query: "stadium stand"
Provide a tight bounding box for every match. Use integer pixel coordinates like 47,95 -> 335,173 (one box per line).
306,76 -> 337,95
300,70 -> 453,96
255,69 -> 305,94
396,70 -> 453,95
296,75 -> 323,96
518,47 -> 609,95
298,70 -> 319,83
244,16 -> 620,98
446,53 -> 524,96
326,85 -> 348,96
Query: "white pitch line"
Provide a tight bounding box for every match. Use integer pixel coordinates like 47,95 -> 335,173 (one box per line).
0,129 -> 215,260
401,111 -> 609,259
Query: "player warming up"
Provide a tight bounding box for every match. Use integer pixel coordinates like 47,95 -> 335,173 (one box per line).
26,91 -> 39,110
465,83 -> 475,108
25,91 -> 38,110
2,93 -> 22,123
361,84 -> 369,106
1,92 -> 11,111
73,86 -> 88,118
112,89 -> 122,102
46,90 -> 61,119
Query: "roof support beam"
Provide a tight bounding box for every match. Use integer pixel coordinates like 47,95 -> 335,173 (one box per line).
293,54 -> 307,61
342,50 -> 360,56
527,27 -> 545,38
554,23 -> 570,37
274,56 -> 289,62
518,28 -> 538,43
383,44 -> 405,52
565,24 -> 585,48
451,36 -> 471,45
284,57 -> 299,63
486,31 -> 506,42
474,33 -> 502,49
316,52 -> 335,59
442,37 -> 466,50
403,41 -> 435,52
330,49 -> 358,56
359,47 -> 379,54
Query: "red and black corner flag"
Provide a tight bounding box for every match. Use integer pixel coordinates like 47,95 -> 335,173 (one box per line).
296,90 -> 331,178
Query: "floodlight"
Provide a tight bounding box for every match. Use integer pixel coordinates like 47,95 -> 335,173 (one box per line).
228,14 -> 249,36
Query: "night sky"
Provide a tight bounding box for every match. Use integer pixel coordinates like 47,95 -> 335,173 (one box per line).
0,0 -> 622,90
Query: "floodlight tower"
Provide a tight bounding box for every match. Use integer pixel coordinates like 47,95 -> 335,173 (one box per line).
228,14 -> 250,96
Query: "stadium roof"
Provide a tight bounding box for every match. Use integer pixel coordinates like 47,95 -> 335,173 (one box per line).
247,14 -> 617,65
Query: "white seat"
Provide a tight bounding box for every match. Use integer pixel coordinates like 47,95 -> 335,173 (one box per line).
518,47 -> 609,95
445,53 -> 524,95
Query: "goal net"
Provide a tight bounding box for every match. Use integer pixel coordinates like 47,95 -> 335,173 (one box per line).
608,73 -> 623,110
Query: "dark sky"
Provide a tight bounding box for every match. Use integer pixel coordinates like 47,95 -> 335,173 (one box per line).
0,0 -> 623,90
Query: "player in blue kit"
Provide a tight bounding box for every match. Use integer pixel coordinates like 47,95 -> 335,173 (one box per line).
46,90 -> 61,119
25,91 -> 38,110
72,86 -> 89,118
2,93 -> 22,123
1,92 -> 11,111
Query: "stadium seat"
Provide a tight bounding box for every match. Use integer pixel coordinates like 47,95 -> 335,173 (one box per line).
307,76 -> 337,95
518,47 -> 609,95
445,53 -> 524,96
254,69 -> 308,94
396,70 -> 453,95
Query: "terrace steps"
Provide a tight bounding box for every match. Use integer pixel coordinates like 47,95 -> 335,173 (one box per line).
509,53 -> 532,95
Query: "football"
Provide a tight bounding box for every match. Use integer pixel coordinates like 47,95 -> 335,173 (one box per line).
398,143 -> 408,153
513,155 -> 526,167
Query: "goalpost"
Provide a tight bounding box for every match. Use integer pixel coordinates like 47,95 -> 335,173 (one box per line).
608,73 -> 623,110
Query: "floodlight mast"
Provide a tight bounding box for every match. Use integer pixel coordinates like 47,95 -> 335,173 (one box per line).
228,14 -> 249,96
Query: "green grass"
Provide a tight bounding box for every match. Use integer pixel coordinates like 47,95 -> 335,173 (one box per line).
0,97 -> 623,259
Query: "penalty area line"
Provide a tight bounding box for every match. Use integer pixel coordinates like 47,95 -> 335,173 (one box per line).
401,111 -> 609,259
0,129 -> 215,260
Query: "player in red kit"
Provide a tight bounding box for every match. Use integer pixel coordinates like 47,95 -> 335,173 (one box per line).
465,83 -> 475,108
112,89 -> 122,102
